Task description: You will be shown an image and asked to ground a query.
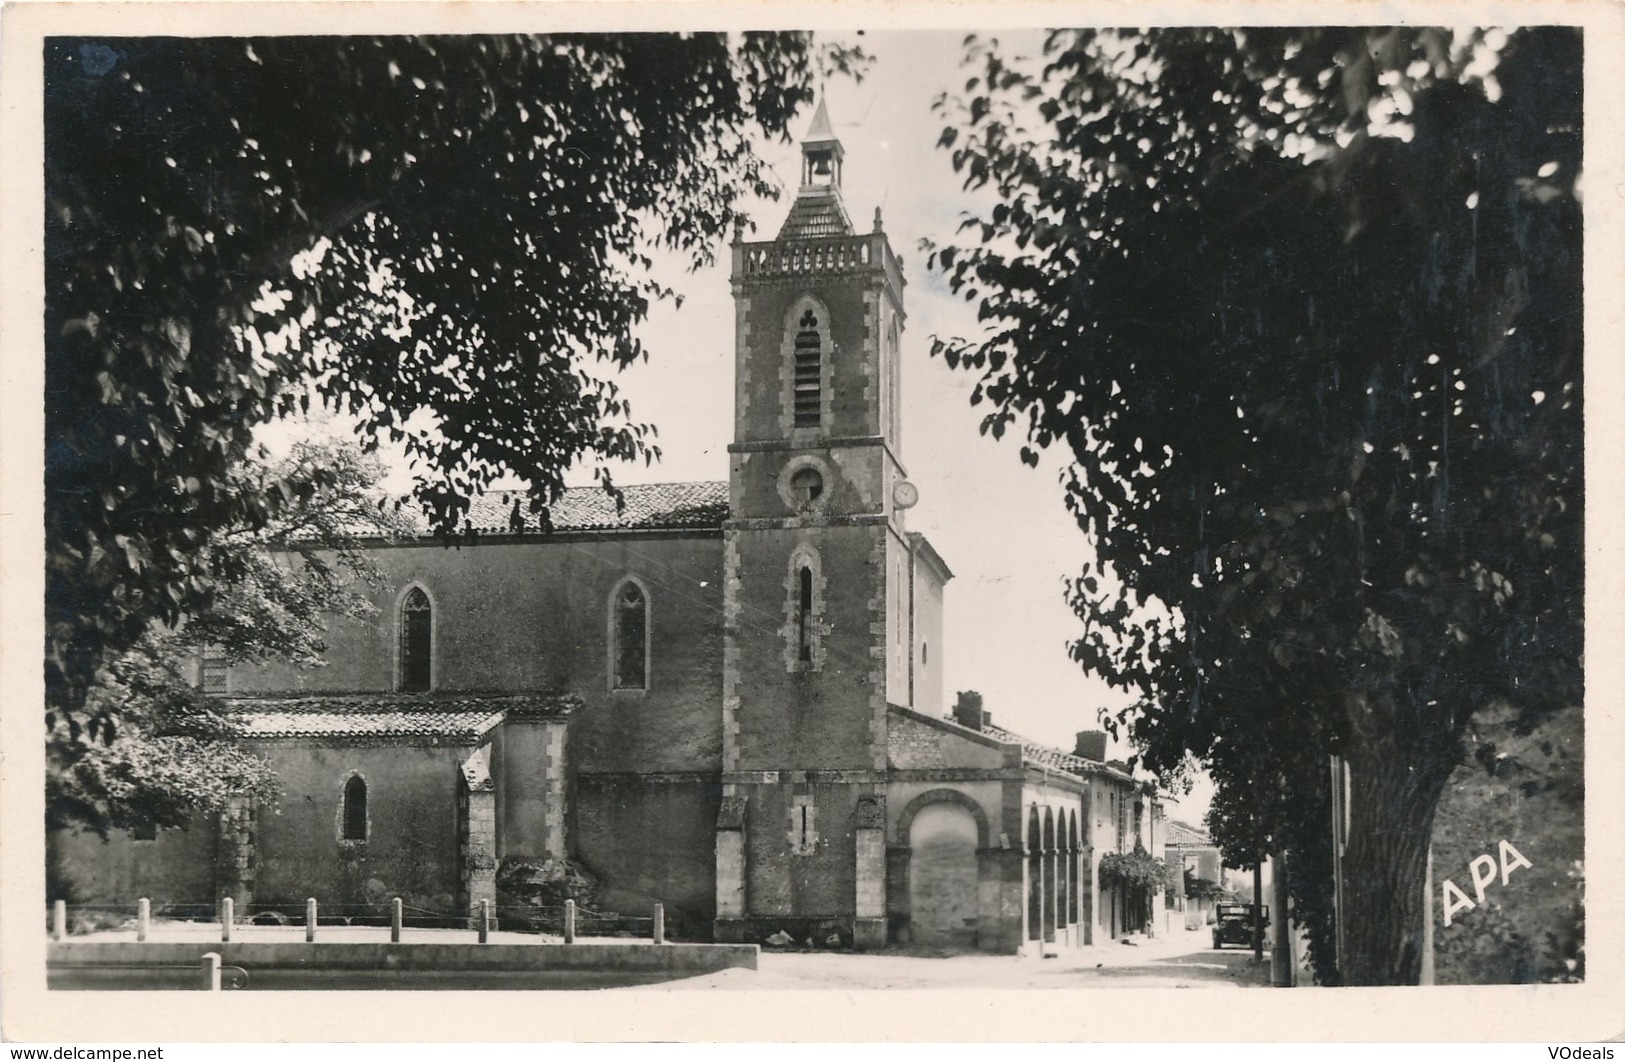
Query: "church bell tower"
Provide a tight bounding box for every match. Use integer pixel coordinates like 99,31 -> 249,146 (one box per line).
713,101 -> 911,947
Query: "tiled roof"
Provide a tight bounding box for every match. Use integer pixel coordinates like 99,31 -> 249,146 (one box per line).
401,481 -> 729,537
904,706 -> 1138,784
1164,819 -> 1214,847
777,189 -> 855,241
227,693 -> 572,741
980,723 -> 1135,782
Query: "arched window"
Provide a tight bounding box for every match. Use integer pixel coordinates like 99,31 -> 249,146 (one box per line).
398,586 -> 432,692
784,546 -> 824,672
792,309 -> 823,427
611,580 -> 648,690
342,775 -> 368,841
797,566 -> 814,663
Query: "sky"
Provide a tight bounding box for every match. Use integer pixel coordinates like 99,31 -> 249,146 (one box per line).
278,30 -> 1214,824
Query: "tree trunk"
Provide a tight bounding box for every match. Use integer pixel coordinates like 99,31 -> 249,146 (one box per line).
1337,749 -> 1448,985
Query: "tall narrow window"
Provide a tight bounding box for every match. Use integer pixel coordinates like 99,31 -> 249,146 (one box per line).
785,547 -> 823,672
398,587 -> 431,692
342,775 -> 368,841
612,581 -> 648,690
797,566 -> 814,663
793,309 -> 822,427
789,795 -> 818,855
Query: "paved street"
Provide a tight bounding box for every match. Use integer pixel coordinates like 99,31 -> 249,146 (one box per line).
654,927 -> 1276,991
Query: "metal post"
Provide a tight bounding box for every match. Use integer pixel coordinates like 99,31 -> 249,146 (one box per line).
478,899 -> 490,944
653,903 -> 665,945
563,898 -> 576,944
305,897 -> 317,943
137,898 -> 151,943
220,896 -> 233,942
200,951 -> 222,991
51,900 -> 66,941
391,897 -> 403,943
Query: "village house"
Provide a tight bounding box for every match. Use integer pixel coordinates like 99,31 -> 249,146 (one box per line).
50,104 -> 1168,953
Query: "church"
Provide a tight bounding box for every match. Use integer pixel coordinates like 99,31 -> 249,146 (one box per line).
52,104 -> 1167,954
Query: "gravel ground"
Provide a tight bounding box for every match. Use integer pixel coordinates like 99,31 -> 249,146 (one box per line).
649,928 -> 1275,991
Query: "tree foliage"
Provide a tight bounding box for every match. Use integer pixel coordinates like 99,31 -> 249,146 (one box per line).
47,438 -> 408,836
929,28 -> 1581,984
45,33 -> 864,735
1099,845 -> 1176,894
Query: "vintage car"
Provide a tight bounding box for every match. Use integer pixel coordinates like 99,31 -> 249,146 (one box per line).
1211,902 -> 1269,949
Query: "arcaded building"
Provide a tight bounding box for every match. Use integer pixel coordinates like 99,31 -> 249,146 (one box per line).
52,105 -> 1165,953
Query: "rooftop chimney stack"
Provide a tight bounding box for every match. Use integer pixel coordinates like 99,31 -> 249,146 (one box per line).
1074,730 -> 1108,762
953,691 -> 986,731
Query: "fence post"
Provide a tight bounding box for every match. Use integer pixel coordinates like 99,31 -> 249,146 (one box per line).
305,897 -> 317,943
200,951 -> 222,991
653,903 -> 665,945
137,898 -> 151,943
478,899 -> 490,944
391,897 -> 403,943
220,897 -> 233,942
563,899 -> 576,944
51,900 -> 66,941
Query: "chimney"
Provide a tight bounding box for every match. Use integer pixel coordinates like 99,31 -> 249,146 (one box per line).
1074,730 -> 1108,762
953,691 -> 985,731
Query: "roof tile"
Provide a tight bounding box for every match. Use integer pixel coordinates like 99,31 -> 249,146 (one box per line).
227,692 -> 573,741
402,481 -> 728,537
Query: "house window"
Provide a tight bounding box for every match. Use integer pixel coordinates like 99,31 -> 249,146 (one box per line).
199,645 -> 228,694
341,775 -> 368,842
611,580 -> 648,690
1117,792 -> 1129,854
789,795 -> 818,855
792,309 -> 822,427
398,586 -> 432,692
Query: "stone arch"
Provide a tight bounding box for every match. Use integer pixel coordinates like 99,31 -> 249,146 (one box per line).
894,788 -> 991,849
1026,805 -> 1043,941
1057,808 -> 1071,931
905,802 -> 979,948
1042,807 -> 1058,942
1068,809 -> 1081,926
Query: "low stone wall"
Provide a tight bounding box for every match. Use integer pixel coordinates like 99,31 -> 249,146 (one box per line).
48,939 -> 757,989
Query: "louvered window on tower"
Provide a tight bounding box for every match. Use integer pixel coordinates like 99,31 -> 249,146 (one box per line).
793,309 -> 822,427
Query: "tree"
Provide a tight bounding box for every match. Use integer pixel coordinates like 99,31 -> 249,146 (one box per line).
46,34 -> 864,741
48,438 -> 409,837
927,28 -> 1580,984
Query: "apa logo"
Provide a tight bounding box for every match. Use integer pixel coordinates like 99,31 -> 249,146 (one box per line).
1440,840 -> 1533,927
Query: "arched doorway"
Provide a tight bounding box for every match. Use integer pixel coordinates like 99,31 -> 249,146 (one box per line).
907,802 -> 980,948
